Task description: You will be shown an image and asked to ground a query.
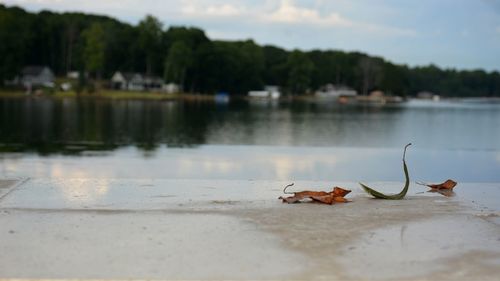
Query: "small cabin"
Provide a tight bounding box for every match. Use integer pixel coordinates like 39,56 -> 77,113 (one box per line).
162,83 -> 180,94
248,85 -> 281,99
143,75 -> 164,91
21,66 -> 55,88
111,71 -> 164,91
111,72 -> 144,91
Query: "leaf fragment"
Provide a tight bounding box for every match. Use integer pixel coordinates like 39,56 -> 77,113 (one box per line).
279,185 -> 351,205
416,179 -> 457,190
416,179 -> 458,197
359,143 -> 411,200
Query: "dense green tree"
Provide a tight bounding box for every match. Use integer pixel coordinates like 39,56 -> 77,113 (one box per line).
358,56 -> 383,96
380,63 -> 409,96
308,50 -> 337,90
490,72 -> 500,97
206,41 -> 242,93
164,26 -> 209,50
164,26 -> 210,92
102,22 -> 136,75
234,40 -> 265,92
1,4 -> 500,97
164,41 -> 193,88
263,45 -> 288,87
190,40 -> 264,95
0,5 -> 32,84
191,42 -> 217,93
82,22 -> 105,78
137,15 -> 163,75
287,50 -> 314,94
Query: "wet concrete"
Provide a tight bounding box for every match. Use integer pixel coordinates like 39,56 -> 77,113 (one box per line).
0,178 -> 24,199
0,179 -> 499,280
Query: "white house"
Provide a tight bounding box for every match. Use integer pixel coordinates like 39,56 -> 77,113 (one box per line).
67,71 -> 79,79
143,75 -> 164,91
111,72 -> 143,91
248,85 -> 281,99
20,66 -> 55,88
162,83 -> 180,94
111,71 -> 164,91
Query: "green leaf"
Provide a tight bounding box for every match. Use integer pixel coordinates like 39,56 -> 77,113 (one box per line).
360,143 -> 411,200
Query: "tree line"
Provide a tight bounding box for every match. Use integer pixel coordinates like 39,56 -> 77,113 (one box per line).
1,4 -> 499,97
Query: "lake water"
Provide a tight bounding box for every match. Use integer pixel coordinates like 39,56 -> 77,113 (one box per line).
1,98 -> 499,182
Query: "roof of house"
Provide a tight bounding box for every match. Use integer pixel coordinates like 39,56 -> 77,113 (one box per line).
22,66 -> 51,76
113,72 -> 164,83
121,72 -> 141,81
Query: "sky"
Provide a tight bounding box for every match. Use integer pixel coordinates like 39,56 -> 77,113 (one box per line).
2,0 -> 500,71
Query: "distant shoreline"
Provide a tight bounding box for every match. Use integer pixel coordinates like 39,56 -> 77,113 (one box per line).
0,90 -> 215,101
2,90 -> 500,104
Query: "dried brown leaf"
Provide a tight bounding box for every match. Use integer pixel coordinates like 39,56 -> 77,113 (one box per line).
417,179 -> 457,190
416,179 -> 458,197
279,185 -> 351,205
428,189 -> 456,197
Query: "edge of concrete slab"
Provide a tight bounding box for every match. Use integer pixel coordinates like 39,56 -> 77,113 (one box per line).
0,178 -> 29,201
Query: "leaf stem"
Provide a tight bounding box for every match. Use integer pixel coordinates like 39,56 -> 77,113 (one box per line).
283,183 -> 295,194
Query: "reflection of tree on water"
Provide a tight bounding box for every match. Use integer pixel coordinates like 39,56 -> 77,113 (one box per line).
205,100 -> 404,147
0,98 -> 410,154
20,98 -> 489,157
0,98 -> 218,154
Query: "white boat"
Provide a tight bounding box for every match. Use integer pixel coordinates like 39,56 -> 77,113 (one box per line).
315,84 -> 357,99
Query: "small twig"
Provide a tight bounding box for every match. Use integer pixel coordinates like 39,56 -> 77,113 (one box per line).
283,183 -> 295,194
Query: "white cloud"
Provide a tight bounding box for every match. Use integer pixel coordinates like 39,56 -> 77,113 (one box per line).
1,0 -> 415,37
177,0 -> 415,37
261,0 -> 415,36
262,0 -> 351,27
181,1 -> 243,17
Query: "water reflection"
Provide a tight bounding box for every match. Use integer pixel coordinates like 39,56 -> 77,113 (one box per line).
1,98 -> 213,153
2,145 -> 500,182
1,98 -> 500,181
55,178 -> 110,203
2,98 -> 500,152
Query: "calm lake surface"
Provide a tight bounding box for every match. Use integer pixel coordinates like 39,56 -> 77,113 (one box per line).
1,98 -> 499,182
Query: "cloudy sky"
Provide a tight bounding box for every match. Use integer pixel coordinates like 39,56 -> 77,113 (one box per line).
2,0 -> 500,71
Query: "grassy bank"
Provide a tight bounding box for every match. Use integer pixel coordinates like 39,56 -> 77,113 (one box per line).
0,89 -> 216,101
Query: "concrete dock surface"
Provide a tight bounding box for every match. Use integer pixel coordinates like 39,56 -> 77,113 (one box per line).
0,178 -> 499,280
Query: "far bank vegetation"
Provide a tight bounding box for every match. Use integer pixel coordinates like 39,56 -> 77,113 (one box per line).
1,4 -> 499,98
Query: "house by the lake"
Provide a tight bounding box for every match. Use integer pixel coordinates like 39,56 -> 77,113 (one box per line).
111,71 -> 164,91
162,82 -> 180,94
9,66 -> 55,89
248,85 -> 281,99
143,75 -> 164,91
111,72 -> 144,91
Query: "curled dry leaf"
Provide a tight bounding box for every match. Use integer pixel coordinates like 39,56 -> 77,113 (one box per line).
416,179 -> 457,190
416,179 -> 458,197
278,183 -> 351,204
